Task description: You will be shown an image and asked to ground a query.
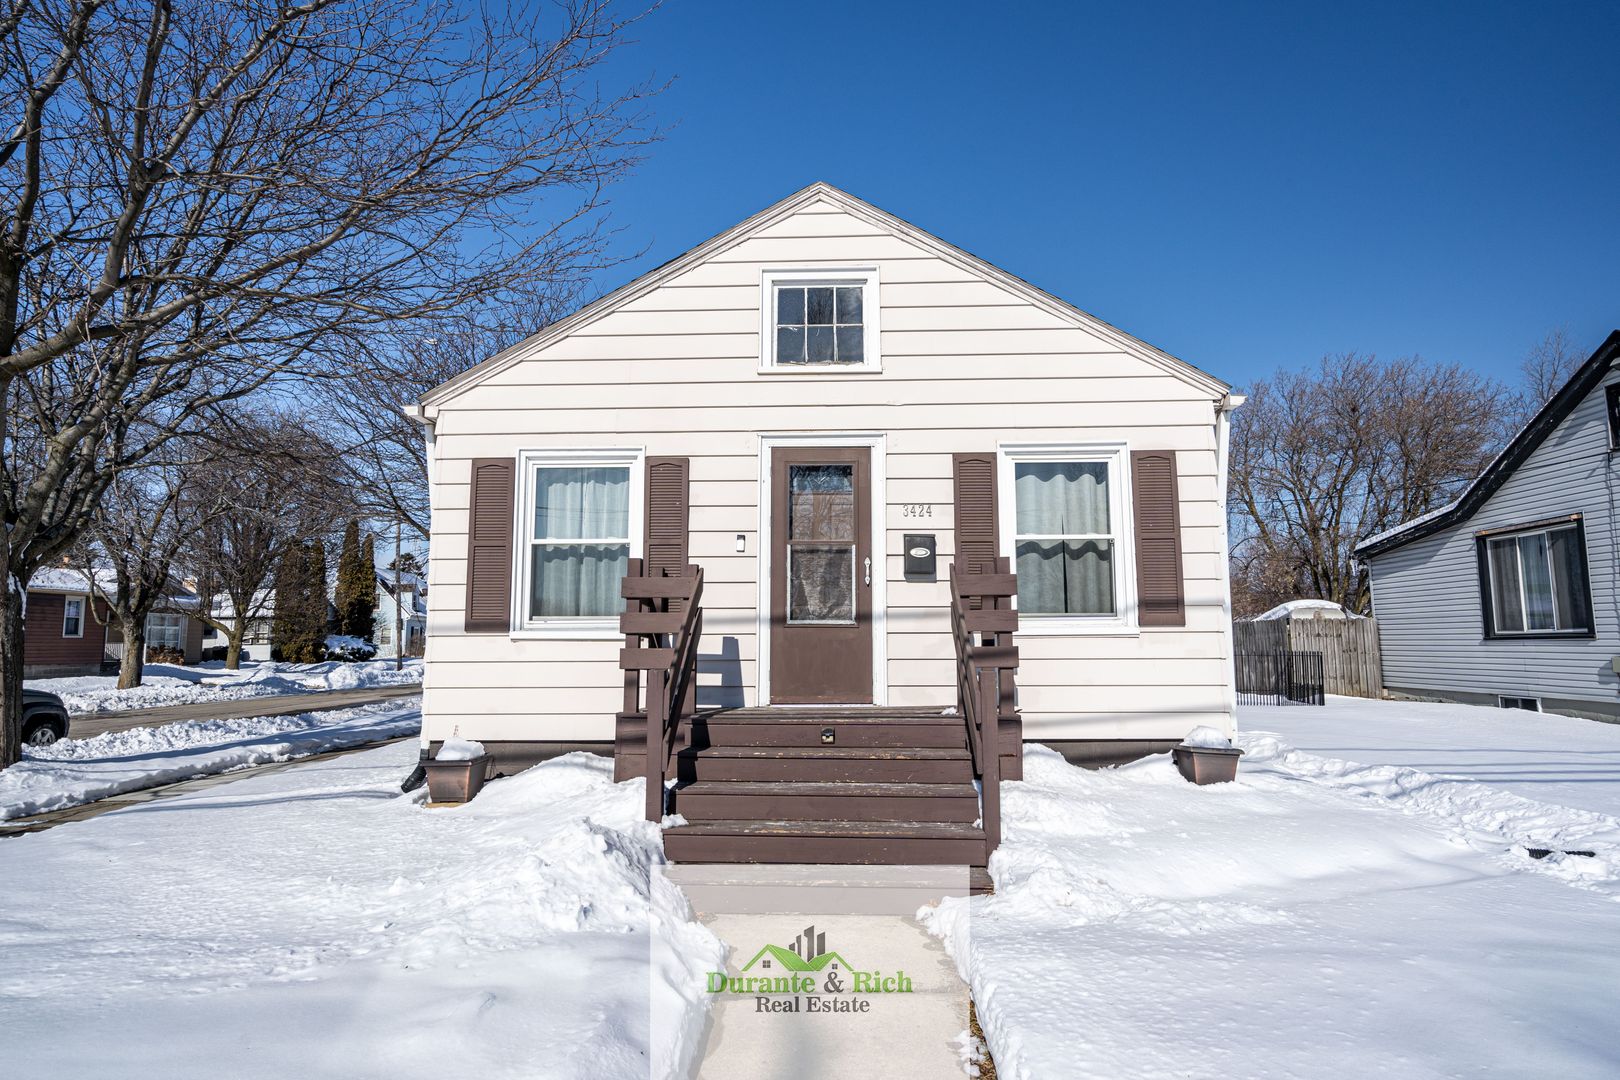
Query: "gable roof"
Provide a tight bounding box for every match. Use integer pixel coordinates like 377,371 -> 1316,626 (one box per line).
1355,329 -> 1620,559
417,182 -> 1231,409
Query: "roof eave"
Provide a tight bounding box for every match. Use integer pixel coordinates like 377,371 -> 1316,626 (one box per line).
1356,329 -> 1620,560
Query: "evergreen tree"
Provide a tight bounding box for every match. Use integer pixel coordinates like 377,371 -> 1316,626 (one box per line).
334,520 -> 372,639
357,532 -> 378,642
270,543 -> 305,657
302,537 -> 330,662
388,550 -> 424,576
272,538 -> 330,662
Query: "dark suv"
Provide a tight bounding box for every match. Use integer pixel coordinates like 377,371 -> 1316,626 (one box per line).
22,689 -> 70,746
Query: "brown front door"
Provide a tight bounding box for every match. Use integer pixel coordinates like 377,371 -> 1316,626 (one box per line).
769,447 -> 874,704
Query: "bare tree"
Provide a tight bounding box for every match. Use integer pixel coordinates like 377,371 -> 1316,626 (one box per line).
185,413 -> 351,670
80,451 -> 229,688
0,0 -> 658,766
317,288 -> 585,541
1510,328 -> 1585,427
1228,354 -> 1509,615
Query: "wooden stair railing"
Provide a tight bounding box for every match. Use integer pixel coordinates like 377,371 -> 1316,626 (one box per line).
619,559 -> 704,822
949,556 -> 1019,857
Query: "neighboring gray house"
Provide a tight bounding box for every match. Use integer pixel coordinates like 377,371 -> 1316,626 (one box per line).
374,569 -> 426,659
1357,330 -> 1620,720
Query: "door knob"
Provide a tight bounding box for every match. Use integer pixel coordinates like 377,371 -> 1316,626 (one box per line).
864,556 -> 872,586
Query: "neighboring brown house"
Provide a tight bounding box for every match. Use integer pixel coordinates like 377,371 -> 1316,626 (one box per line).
23,572 -> 113,678
24,568 -> 205,678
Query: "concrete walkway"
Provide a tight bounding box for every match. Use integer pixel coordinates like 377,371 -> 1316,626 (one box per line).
69,684 -> 422,738
669,865 -> 976,1079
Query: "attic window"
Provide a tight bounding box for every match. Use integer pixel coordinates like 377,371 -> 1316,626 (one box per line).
760,268 -> 880,372
777,286 -> 863,364
1606,383 -> 1620,450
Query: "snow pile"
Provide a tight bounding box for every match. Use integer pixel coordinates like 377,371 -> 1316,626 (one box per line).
0,700 -> 422,820
1251,598 -> 1362,620
323,634 -> 378,661
921,742 -> 1620,1078
1179,725 -> 1232,749
27,658 -> 423,715
0,743 -> 723,1080
952,1028 -> 989,1077
436,737 -> 486,761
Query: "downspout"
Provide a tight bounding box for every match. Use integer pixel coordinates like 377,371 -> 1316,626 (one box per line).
401,403 -> 437,785
1214,393 -> 1247,734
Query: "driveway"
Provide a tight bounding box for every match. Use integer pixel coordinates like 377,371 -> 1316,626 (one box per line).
1242,694 -> 1620,818
69,685 -> 423,739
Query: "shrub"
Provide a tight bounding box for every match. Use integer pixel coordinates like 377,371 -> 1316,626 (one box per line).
325,634 -> 377,662
147,645 -> 185,665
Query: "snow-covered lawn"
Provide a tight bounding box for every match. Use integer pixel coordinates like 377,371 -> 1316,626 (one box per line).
10,693 -> 1620,1079
0,699 -> 423,821
1245,694 -> 1620,818
925,698 -> 1620,1079
0,742 -> 721,1080
27,657 -> 423,715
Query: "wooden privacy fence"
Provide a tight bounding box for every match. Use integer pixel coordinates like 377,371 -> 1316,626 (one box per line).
1233,617 -> 1383,698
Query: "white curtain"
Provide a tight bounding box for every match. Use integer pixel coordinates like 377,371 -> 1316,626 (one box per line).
534,467 -> 628,539
530,543 -> 627,617
530,466 -> 629,618
1014,461 -> 1109,534
1017,540 -> 1114,615
1014,462 -> 1113,614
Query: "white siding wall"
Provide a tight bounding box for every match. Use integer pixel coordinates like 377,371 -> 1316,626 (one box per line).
423,197 -> 1235,745
1369,371 -> 1620,707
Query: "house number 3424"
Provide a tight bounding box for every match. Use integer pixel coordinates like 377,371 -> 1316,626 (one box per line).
901,504 -> 934,518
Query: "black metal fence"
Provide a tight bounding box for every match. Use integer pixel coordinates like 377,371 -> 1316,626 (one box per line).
1235,650 -> 1326,706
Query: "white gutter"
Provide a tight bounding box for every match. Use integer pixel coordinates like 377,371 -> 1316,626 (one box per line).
401,403 -> 437,752
1214,393 -> 1247,732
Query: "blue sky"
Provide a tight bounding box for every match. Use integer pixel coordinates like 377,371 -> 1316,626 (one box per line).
578,0 -> 1619,390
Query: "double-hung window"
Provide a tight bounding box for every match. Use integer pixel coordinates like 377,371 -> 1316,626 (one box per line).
760,269 -> 880,372
62,596 -> 85,638
146,612 -> 184,652
1480,519 -> 1593,637
517,450 -> 642,631
1000,445 -> 1130,630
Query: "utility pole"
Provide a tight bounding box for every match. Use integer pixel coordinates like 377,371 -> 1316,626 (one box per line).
394,518 -> 403,673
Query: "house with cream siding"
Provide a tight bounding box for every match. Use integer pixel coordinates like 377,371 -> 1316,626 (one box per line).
1358,330 -> 1620,721
411,183 -> 1242,866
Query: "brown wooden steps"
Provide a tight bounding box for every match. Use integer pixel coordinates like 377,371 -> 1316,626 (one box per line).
673,745 -> 973,784
685,713 -> 966,750
662,819 -> 987,866
671,781 -> 979,823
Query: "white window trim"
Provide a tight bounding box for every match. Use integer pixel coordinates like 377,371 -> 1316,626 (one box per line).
756,433 -> 888,706
758,266 -> 882,374
62,595 -> 86,638
997,442 -> 1138,636
1483,521 -> 1590,636
510,447 -> 644,640
1498,695 -> 1542,712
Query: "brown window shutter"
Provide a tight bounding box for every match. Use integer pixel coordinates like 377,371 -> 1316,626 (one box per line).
1131,450 -> 1186,627
465,458 -> 516,633
952,452 -> 1000,579
644,457 -> 691,587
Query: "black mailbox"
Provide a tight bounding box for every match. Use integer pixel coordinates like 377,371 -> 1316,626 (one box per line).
903,533 -> 937,579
